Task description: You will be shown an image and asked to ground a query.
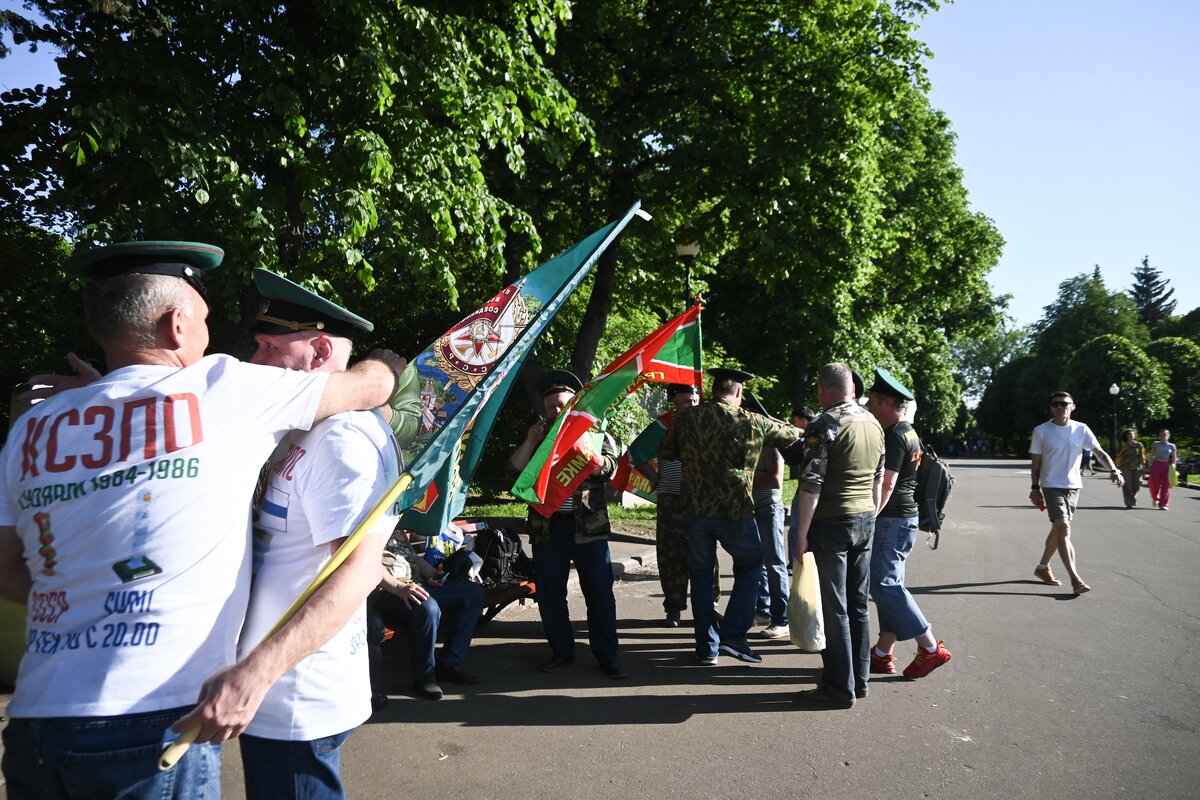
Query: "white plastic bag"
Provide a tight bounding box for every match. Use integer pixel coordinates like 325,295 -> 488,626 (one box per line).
788,552 -> 825,652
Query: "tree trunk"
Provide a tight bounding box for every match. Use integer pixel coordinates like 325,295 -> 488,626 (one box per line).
570,242 -> 619,378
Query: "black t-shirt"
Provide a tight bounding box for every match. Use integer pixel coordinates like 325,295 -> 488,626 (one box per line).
880,420 -> 920,519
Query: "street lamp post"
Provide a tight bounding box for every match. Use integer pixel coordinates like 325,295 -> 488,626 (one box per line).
1109,383 -> 1120,454
675,242 -> 699,310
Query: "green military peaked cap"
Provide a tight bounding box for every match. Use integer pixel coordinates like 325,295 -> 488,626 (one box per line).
252,268 -> 374,339
869,368 -> 914,401
667,383 -> 699,396
708,367 -> 755,384
540,369 -> 583,396
64,241 -> 224,296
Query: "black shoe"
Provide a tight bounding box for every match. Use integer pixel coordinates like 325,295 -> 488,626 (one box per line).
412,673 -> 443,700
665,610 -> 681,627
855,689 -> 868,699
600,661 -> 629,680
718,643 -> 763,664
539,654 -> 575,673
795,686 -> 854,710
436,663 -> 481,685
371,693 -> 389,712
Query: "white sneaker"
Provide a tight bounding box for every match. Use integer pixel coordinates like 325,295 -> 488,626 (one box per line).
761,624 -> 790,640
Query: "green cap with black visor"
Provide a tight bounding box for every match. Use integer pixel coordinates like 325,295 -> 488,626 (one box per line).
64,240 -> 223,302
251,268 -> 374,339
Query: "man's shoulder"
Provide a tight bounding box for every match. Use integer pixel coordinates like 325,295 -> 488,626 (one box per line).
300,409 -> 394,456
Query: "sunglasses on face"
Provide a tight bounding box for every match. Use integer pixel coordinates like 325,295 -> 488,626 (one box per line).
1050,401 -> 1071,407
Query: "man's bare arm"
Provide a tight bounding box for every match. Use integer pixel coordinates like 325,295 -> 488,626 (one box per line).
876,469 -> 899,516
172,533 -> 385,742
315,353 -> 405,423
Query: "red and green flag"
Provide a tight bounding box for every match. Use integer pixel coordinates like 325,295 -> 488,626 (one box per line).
608,411 -> 676,501
511,304 -> 703,516
395,203 -> 647,535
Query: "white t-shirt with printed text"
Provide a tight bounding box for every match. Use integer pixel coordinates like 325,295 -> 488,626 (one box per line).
240,409 -> 401,741
0,355 -> 328,717
1029,419 -> 1101,490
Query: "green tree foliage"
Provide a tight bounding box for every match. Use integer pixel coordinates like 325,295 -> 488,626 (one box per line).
1061,335 -> 1169,447
1128,256 -> 1176,331
0,221 -> 93,437
952,314 -> 1028,402
1029,268 -> 1147,367
1143,337 -> 1200,436
1152,306 -> 1200,345
0,0 -> 587,324
519,0 -> 997,428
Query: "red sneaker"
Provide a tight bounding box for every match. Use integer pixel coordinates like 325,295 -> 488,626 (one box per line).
870,649 -> 896,674
903,641 -> 952,679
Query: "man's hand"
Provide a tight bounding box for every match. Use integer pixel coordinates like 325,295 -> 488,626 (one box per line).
1111,471 -> 1125,487
526,419 -> 547,445
367,349 -> 407,393
22,353 -> 102,403
395,582 -> 429,608
171,663 -> 273,743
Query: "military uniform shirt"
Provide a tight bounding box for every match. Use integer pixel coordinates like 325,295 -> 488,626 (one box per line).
660,398 -> 799,520
879,420 -> 920,519
797,401 -> 885,520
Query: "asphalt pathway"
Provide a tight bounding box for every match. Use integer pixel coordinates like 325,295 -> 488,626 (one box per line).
3,460 -> 1198,798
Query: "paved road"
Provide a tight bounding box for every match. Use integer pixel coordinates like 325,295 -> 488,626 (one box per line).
4,460 -> 1198,798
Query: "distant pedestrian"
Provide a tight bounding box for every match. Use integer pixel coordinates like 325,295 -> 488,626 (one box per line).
1029,390 -> 1124,594
1114,429 -> 1146,508
1147,430 -> 1177,510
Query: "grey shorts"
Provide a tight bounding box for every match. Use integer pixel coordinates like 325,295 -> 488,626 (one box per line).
1043,487 -> 1079,522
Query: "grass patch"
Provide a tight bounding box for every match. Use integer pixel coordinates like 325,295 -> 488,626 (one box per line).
458,479 -> 799,538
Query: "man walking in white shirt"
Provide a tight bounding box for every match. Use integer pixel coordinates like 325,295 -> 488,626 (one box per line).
1028,390 -> 1123,595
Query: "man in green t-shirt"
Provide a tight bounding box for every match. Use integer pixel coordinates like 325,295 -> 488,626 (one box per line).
864,369 -> 951,682
790,363 -> 885,709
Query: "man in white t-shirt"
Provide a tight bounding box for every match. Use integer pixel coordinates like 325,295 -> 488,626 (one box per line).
0,242 -> 402,799
234,269 -> 404,799
1028,390 -> 1123,595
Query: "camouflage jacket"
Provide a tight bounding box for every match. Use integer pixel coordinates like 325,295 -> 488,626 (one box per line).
659,398 -> 800,520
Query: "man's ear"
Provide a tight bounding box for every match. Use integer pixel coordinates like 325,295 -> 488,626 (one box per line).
161,308 -> 188,350
310,334 -> 334,369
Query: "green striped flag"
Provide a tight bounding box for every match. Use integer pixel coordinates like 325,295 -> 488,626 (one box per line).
511,304 -> 703,516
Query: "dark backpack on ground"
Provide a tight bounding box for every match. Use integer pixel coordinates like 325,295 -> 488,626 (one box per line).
915,445 -> 953,547
474,526 -> 535,585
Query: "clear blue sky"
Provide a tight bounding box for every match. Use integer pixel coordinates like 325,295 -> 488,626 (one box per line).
916,0 -> 1199,327
4,2 -> 1197,329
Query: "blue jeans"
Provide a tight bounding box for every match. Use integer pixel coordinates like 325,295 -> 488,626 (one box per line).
870,515 -> 930,641
754,501 -> 788,625
369,578 -> 485,677
531,514 -> 619,664
1,707 -> 220,799
683,515 -> 763,658
809,511 -> 874,704
240,729 -> 353,800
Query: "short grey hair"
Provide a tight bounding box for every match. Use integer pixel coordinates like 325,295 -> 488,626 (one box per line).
818,363 -> 853,393
83,274 -> 197,348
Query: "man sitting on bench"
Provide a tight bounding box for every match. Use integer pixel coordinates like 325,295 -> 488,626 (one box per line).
367,530 -> 484,704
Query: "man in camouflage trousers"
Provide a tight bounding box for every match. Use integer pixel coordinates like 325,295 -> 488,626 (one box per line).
660,368 -> 801,665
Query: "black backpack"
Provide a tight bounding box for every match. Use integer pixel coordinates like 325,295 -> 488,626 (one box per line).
915,445 -> 953,546
474,527 -> 535,585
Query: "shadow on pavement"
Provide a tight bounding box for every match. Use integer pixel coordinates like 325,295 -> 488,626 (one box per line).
366,617 -> 829,726
909,579 -> 1073,598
